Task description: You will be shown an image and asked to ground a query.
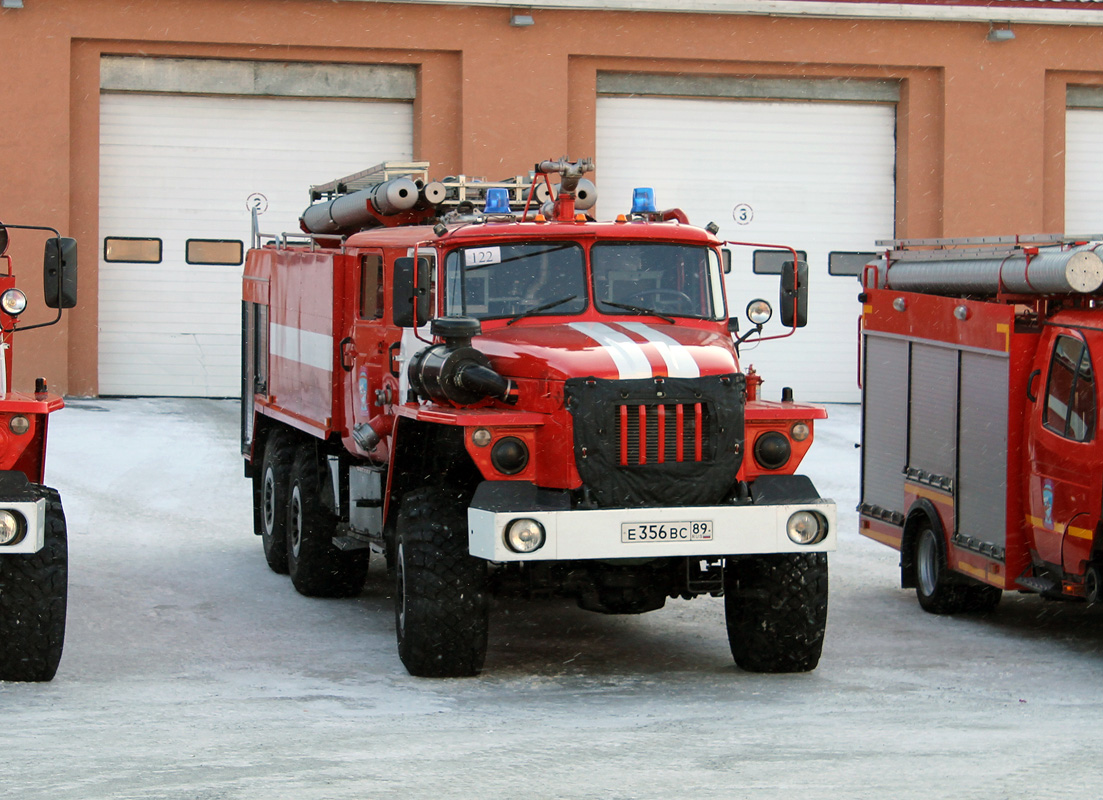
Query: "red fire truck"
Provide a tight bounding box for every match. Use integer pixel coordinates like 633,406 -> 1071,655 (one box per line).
242,158 -> 835,676
0,222 -> 76,681
859,234 -> 1103,612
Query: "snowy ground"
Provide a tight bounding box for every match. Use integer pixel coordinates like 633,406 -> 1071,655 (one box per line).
2,398 -> 1102,799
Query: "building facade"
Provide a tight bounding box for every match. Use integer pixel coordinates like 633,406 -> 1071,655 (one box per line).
3,0 -> 1103,401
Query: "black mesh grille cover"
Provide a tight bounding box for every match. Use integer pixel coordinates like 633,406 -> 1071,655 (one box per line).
565,373 -> 745,508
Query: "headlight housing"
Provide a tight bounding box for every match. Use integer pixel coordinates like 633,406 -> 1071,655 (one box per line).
505,518 -> 545,553
753,431 -> 791,470
786,510 -> 828,545
491,436 -> 529,475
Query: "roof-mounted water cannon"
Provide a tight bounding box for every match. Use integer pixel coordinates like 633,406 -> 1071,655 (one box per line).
534,157 -> 597,222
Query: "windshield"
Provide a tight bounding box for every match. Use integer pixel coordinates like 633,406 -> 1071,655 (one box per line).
592,242 -> 725,319
445,242 -> 588,320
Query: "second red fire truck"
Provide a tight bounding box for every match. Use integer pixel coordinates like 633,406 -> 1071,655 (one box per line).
242,158 -> 835,676
859,234 -> 1103,612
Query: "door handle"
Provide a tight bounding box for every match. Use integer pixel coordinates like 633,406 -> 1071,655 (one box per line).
339,337 -> 354,372
1027,369 -> 1041,403
388,341 -> 402,378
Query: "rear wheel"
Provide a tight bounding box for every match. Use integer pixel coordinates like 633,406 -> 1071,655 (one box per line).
0,487 -> 67,681
286,445 -> 369,598
258,433 -> 293,575
724,552 -> 828,673
914,525 -> 1001,613
395,486 -> 488,677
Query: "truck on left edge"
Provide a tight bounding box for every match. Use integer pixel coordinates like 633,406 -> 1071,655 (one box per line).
0,222 -> 77,682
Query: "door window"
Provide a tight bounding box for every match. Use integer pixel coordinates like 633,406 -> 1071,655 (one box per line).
1043,334 -> 1095,442
360,253 -> 384,320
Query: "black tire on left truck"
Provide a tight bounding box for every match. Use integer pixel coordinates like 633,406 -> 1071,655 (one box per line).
257,432 -> 294,575
0,486 -> 67,682
724,552 -> 828,673
286,444 -> 369,598
395,486 -> 489,677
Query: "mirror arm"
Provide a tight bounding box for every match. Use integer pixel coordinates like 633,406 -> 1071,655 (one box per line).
733,323 -> 764,348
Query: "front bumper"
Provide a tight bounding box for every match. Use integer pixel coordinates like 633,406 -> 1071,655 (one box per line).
468,498 -> 836,562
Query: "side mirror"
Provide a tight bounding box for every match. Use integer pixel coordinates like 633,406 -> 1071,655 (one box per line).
779,260 -> 808,328
393,256 -> 431,328
721,248 -> 731,275
44,237 -> 78,309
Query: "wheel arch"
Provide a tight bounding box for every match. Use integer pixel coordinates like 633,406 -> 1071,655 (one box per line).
384,417 -> 479,538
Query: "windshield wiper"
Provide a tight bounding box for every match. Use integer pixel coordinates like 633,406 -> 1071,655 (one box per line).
506,295 -> 578,326
600,300 -> 675,324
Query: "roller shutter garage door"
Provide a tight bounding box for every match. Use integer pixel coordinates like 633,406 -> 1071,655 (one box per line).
99,93 -> 413,396
597,96 -> 895,403
1065,107 -> 1103,235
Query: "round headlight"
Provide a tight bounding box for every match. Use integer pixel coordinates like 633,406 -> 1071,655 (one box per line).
9,415 -> 29,435
1,288 -> 27,316
0,510 -> 23,546
491,436 -> 529,475
746,299 -> 773,326
753,431 -> 791,470
790,422 -> 811,442
787,510 -> 827,545
471,428 -> 492,447
505,518 -> 545,553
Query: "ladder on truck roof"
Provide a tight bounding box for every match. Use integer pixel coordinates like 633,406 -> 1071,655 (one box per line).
308,161 -> 546,211
876,233 -> 1103,262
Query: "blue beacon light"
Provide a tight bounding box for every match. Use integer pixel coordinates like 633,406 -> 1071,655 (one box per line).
484,187 -> 512,214
630,187 -> 656,215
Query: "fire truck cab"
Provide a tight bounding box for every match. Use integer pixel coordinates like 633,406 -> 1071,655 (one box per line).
242,159 -> 836,676
859,235 -> 1103,611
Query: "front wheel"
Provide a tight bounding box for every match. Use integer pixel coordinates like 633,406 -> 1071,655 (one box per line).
0,487 -> 67,681
724,552 -> 828,673
395,486 -> 488,677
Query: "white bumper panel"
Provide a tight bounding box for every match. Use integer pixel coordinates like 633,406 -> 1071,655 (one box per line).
468,499 -> 836,562
0,498 -> 46,555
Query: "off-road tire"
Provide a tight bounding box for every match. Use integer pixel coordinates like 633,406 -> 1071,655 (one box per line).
395,486 -> 488,677
0,487 -> 67,681
286,445 -> 369,598
915,525 -> 1000,614
258,433 -> 294,575
724,552 -> 828,673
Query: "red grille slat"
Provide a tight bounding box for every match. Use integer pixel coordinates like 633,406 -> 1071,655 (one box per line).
676,404 -> 685,463
657,404 -> 666,463
637,405 -> 647,465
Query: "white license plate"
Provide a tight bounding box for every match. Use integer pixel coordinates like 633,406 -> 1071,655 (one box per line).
620,521 -> 714,543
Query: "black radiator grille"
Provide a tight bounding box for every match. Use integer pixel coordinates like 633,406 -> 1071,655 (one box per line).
619,402 -> 710,466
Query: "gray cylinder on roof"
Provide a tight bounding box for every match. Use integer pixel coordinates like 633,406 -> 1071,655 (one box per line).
869,243 -> 1103,296
300,177 -> 421,234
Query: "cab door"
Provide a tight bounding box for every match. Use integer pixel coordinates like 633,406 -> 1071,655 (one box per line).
344,250 -> 390,457
1026,329 -> 1101,574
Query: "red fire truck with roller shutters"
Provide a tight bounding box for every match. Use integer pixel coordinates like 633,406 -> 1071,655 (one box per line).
859,234 -> 1103,612
241,158 -> 835,677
